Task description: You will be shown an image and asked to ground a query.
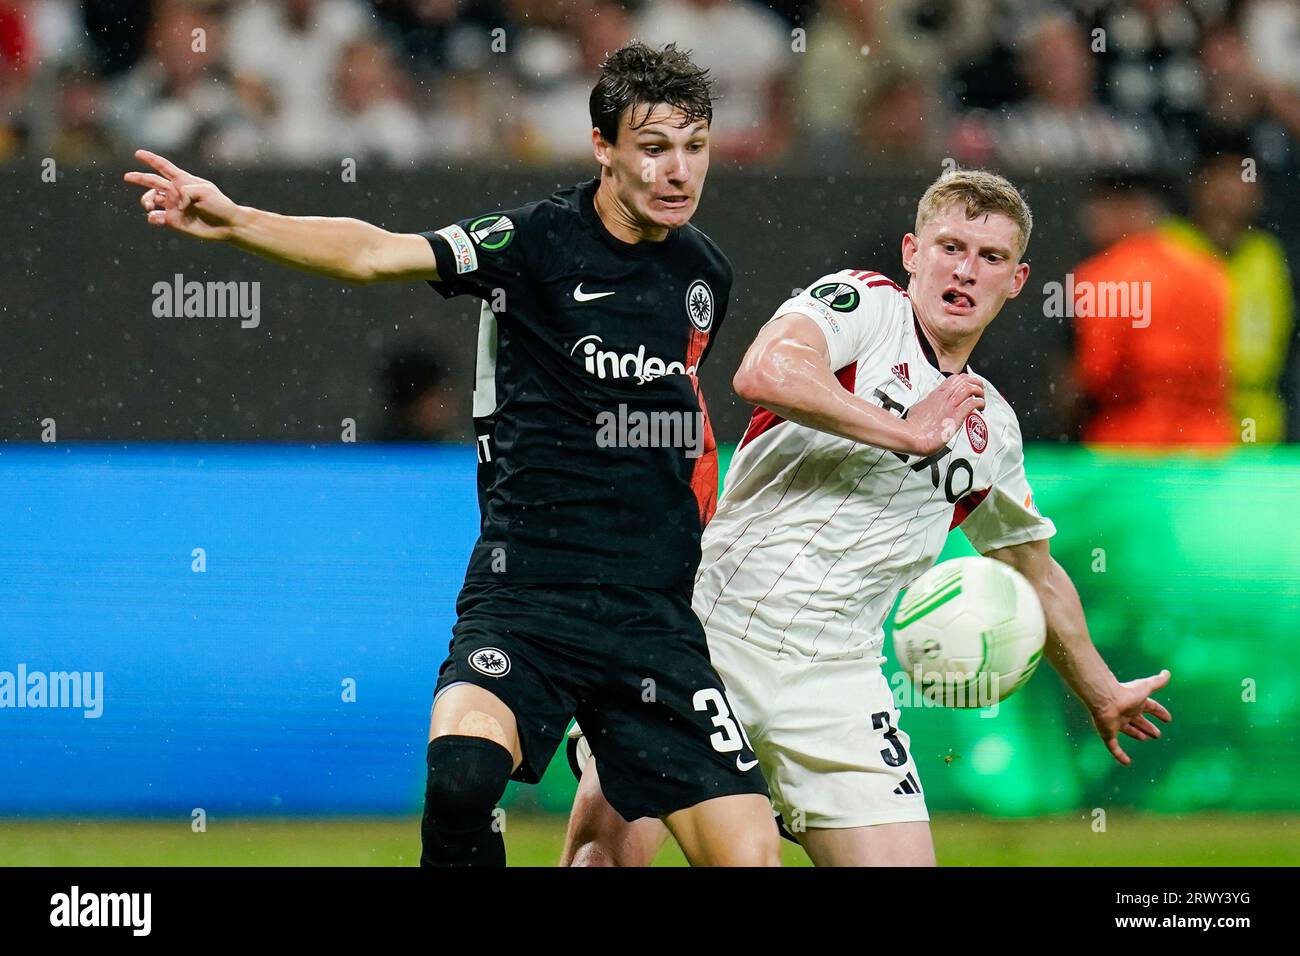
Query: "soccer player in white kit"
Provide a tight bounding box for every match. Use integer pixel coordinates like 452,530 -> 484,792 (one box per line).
560,169 -> 1173,866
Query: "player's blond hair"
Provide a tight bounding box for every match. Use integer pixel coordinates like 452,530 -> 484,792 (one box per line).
915,169 -> 1033,260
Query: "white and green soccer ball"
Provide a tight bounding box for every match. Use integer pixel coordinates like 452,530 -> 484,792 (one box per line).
892,556 -> 1046,708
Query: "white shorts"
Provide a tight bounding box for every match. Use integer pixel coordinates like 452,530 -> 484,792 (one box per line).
706,627 -> 929,831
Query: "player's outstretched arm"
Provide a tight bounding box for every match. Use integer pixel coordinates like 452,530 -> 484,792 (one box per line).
733,313 -> 985,456
123,149 -> 439,285
986,537 -> 1172,766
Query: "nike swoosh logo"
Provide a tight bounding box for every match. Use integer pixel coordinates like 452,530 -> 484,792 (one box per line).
573,283 -> 615,302
736,756 -> 759,772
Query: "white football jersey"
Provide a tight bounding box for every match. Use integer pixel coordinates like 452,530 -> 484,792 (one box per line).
694,268 -> 1055,661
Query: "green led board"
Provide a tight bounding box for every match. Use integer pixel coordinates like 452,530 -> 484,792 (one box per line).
510,446 -> 1300,816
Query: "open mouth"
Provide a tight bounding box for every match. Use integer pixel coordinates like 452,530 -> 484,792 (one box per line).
942,289 -> 976,313
655,195 -> 691,209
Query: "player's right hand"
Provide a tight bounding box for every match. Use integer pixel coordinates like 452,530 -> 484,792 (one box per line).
1089,669 -> 1173,767
123,149 -> 242,241
906,372 -> 985,455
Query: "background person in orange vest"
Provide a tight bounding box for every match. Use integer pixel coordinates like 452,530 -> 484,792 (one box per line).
1068,174 -> 1234,446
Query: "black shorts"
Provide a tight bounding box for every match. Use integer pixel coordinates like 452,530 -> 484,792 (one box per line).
433,581 -> 768,821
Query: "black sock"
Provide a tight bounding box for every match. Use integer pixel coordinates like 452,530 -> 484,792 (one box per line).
420,735 -> 513,867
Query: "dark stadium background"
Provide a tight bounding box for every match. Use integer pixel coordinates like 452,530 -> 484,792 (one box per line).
4,167 -> 1300,444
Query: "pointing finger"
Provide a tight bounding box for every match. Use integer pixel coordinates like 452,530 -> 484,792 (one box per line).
124,170 -> 177,196
134,148 -> 186,181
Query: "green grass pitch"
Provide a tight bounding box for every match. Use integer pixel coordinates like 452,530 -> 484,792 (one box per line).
3,814 -> 1297,866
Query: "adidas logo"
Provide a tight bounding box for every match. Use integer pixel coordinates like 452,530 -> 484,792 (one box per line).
891,362 -> 911,389
893,771 -> 922,796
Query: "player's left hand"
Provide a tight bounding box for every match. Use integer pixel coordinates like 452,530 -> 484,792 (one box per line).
1089,669 -> 1172,766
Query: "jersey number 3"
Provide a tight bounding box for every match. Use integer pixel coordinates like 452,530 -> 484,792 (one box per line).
693,687 -> 754,754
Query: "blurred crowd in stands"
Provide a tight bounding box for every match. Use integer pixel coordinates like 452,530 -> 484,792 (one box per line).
2,0 -> 1296,443
1,0 -> 1298,172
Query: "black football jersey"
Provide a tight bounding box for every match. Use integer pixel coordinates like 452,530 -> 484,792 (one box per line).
422,178 -> 732,590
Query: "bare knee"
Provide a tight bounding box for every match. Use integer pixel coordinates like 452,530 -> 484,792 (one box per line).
565,831 -> 662,867
565,841 -> 620,867
562,761 -> 664,867
734,827 -> 782,867
562,798 -> 645,867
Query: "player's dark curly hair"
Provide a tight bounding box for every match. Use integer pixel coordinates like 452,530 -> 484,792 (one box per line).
589,42 -> 715,143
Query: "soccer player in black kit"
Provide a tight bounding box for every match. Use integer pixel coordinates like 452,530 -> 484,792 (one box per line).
124,43 -> 780,866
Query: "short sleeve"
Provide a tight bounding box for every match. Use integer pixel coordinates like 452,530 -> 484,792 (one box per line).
420,203 -> 547,301
958,411 -> 1056,554
770,270 -> 897,371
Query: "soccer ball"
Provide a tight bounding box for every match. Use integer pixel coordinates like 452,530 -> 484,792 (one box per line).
892,556 -> 1045,708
